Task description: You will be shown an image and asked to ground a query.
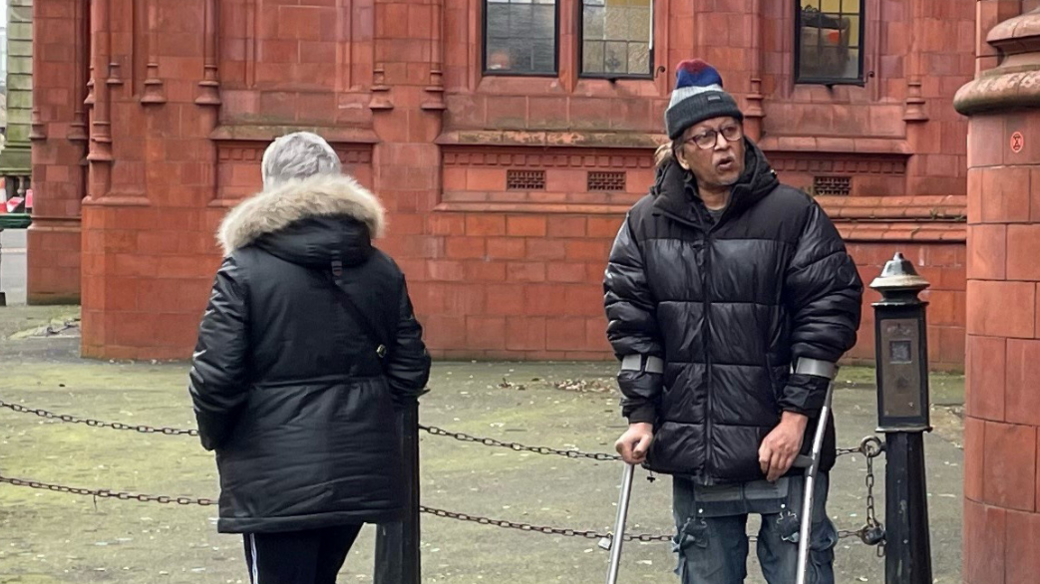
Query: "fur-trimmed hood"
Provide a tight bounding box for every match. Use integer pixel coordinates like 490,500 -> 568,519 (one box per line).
218,174 -> 386,256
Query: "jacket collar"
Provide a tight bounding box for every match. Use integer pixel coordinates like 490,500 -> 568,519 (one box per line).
218,174 -> 385,255
652,138 -> 779,230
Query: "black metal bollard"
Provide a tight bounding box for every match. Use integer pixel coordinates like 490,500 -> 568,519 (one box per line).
0,227 -> 6,307
869,252 -> 933,584
374,395 -> 421,584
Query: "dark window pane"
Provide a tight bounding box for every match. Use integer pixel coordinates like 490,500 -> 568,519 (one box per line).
487,4 -> 510,38
484,0 -> 557,75
532,38 -> 555,72
580,0 -> 652,76
510,5 -> 533,38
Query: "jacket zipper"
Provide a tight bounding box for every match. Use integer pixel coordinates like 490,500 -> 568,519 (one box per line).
702,234 -> 714,483
655,207 -> 716,481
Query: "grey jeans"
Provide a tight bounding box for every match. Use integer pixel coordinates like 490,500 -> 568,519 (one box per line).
671,474 -> 837,584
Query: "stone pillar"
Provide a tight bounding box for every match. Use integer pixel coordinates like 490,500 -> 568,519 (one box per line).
80,0 -> 218,359
954,7 -> 1040,583
26,0 -> 86,304
368,0 -> 446,324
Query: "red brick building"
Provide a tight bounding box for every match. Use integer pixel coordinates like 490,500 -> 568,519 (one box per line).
28,0 -> 973,366
957,1 -> 1040,580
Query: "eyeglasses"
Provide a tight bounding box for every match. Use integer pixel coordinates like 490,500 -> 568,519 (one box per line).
685,124 -> 743,150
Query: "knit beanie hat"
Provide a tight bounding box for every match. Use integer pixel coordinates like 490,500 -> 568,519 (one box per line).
665,60 -> 744,140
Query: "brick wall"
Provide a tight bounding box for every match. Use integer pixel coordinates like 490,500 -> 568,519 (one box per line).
31,0 -> 973,367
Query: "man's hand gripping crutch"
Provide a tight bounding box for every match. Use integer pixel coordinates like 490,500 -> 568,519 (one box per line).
788,358 -> 840,584
601,421 -> 651,584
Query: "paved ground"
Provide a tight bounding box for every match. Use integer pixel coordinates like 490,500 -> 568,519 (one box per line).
0,306 -> 965,584
0,228 -> 27,306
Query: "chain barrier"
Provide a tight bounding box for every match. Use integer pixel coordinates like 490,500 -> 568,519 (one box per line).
0,400 -> 887,549
859,436 -> 887,556
0,400 -> 621,460
0,471 -> 870,545
0,400 -> 200,436
0,473 -> 215,506
418,424 -> 621,461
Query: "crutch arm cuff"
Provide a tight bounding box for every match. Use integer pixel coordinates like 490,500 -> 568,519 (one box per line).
793,358 -> 839,380
778,373 -> 832,416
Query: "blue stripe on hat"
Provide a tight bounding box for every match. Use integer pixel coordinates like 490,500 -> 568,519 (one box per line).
675,59 -> 724,90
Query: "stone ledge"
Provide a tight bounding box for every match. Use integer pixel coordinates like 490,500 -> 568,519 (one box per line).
435,130 -> 667,149
757,136 -> 912,156
820,195 -> 967,220
433,202 -> 629,215
210,124 -> 379,144
838,222 -> 966,243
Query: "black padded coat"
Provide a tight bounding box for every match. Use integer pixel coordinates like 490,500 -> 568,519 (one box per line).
604,140 -> 863,485
188,174 -> 431,533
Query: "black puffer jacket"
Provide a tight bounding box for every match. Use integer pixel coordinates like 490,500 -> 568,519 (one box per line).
188,174 -> 431,533
604,140 -> 862,485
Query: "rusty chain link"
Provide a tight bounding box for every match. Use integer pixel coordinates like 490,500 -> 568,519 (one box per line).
0,473 -> 215,506
0,400 -> 200,436
418,424 -> 622,461
418,505 -> 672,542
860,436 -> 887,556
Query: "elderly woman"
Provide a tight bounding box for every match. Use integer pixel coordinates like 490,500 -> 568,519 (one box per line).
188,132 -> 431,584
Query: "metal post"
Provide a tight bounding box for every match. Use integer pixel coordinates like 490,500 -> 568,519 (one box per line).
870,252 -> 934,584
0,227 -> 6,307
884,432 -> 932,584
375,397 -> 421,584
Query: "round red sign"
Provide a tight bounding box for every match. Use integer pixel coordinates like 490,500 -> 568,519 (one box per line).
1011,131 -> 1025,154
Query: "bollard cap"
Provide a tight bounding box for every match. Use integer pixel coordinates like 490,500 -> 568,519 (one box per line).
869,252 -> 930,293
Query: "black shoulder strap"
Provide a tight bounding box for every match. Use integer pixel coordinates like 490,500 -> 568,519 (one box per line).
327,260 -> 389,360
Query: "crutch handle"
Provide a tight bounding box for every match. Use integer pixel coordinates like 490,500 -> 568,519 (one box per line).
793,454 -> 813,469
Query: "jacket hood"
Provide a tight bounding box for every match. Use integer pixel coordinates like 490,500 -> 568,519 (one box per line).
218,174 -> 386,266
652,137 -> 780,226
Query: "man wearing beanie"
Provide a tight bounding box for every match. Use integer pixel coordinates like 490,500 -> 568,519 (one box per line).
604,60 -> 863,583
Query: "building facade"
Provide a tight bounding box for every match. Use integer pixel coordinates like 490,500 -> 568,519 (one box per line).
29,0 -> 972,365
2,0 -> 32,213
957,1 -> 1040,579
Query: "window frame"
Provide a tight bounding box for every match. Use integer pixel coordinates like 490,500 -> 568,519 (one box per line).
577,0 -> 655,80
481,0 -> 562,78
793,0 -> 867,87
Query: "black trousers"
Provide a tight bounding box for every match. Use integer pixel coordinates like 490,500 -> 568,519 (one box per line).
243,525 -> 363,584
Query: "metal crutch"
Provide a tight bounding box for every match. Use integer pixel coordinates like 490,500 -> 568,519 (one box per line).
793,370 -> 838,584
600,463 -> 636,584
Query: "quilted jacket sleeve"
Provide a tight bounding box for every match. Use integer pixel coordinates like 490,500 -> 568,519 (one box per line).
604,215 -> 664,425
781,201 -> 864,416
385,275 -> 432,402
188,256 -> 251,451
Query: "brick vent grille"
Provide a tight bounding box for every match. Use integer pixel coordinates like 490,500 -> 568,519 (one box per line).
587,171 -> 627,192
813,176 -> 852,196
506,170 -> 546,190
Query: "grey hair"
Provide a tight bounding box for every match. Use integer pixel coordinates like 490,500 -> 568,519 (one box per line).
655,140 -> 681,169
261,131 -> 343,188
